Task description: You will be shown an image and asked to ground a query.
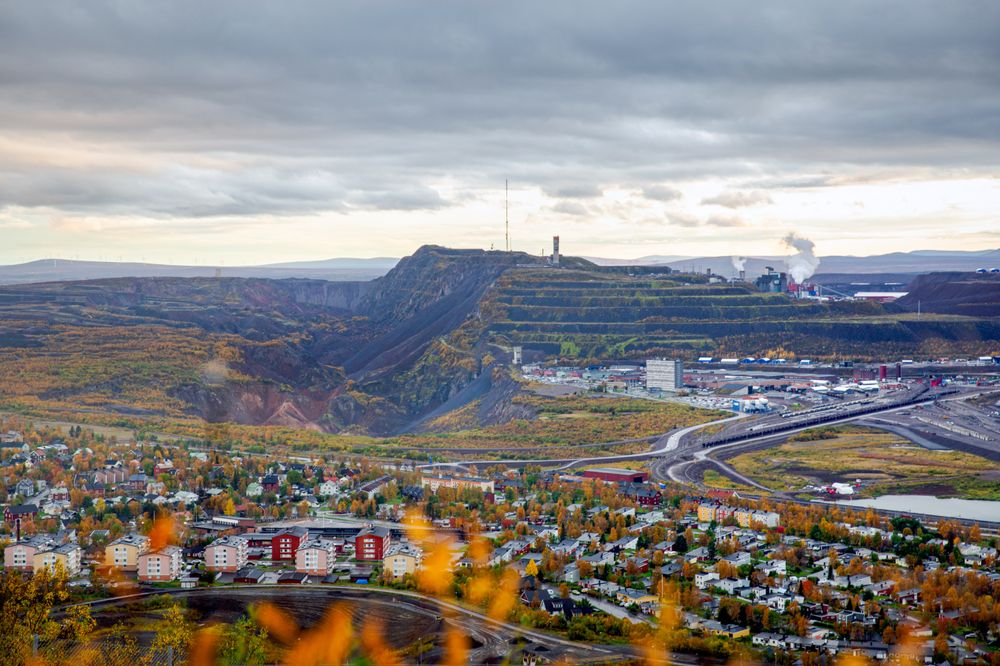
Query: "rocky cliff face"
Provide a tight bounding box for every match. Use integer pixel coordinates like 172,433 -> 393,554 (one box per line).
344,246 -> 544,379
358,246 -> 542,322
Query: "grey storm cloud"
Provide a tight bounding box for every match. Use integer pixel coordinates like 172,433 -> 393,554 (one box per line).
0,1 -> 998,221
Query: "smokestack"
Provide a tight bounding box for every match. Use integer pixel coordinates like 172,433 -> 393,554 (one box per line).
552,236 -> 560,266
730,255 -> 748,279
739,270 -> 745,282
782,233 -> 821,283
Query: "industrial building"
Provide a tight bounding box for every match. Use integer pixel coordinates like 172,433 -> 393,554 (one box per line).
754,267 -> 788,293
580,468 -> 649,484
853,291 -> 908,303
646,358 -> 683,391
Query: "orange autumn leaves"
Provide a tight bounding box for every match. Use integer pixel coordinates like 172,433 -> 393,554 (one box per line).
209,508 -> 510,665
149,514 -> 178,551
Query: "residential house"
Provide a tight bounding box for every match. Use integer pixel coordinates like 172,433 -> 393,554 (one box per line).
622,484 -> 662,507
605,535 -> 639,553
701,621 -> 750,639
722,551 -> 751,567
358,475 -> 392,499
717,577 -> 750,594
695,572 -> 720,589
616,588 -> 659,607
4,504 -> 39,525
262,474 -> 280,494
95,467 -> 128,485
127,473 -> 148,491
562,563 -> 581,584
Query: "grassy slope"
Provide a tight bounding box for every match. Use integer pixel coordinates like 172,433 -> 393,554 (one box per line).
384,394 -> 726,451
726,426 -> 1000,499
0,323 -> 231,418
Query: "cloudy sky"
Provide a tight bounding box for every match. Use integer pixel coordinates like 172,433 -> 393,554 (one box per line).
1,1 -> 998,265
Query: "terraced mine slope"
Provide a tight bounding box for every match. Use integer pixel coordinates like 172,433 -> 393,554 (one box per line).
482,268 -> 1000,360
0,246 -> 997,436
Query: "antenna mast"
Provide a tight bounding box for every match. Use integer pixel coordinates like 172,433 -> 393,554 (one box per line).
505,180 -> 510,252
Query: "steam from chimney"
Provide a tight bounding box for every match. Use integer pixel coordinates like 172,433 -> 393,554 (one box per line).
782,232 -> 820,283
730,256 -> 747,273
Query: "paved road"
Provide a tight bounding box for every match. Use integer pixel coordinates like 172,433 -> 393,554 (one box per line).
569,591 -> 655,626
657,387 -> 998,494
418,413 -> 747,474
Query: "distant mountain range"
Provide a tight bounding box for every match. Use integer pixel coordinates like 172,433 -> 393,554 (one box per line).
589,248 -> 1000,278
2,248 -> 998,285
0,257 -> 399,285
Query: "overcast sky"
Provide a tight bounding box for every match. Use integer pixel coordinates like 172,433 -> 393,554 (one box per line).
1,1 -> 998,264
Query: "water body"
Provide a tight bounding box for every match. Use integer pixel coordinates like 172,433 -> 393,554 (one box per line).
830,495 -> 1000,522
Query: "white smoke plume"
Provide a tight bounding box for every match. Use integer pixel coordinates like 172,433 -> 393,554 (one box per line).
730,255 -> 747,273
782,232 -> 820,283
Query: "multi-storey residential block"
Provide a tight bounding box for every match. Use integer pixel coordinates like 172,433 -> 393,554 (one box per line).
4,534 -> 58,572
205,536 -> 249,572
420,474 -> 495,494
105,534 -> 151,571
354,525 -> 391,561
138,546 -> 184,582
272,526 -> 309,561
383,542 -> 422,579
34,542 -> 82,576
295,538 -> 336,576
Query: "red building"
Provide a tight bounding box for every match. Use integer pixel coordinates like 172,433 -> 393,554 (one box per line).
4,504 -> 38,525
262,474 -> 280,493
623,485 -> 662,507
580,468 -> 649,484
354,525 -> 391,561
271,526 -> 309,561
